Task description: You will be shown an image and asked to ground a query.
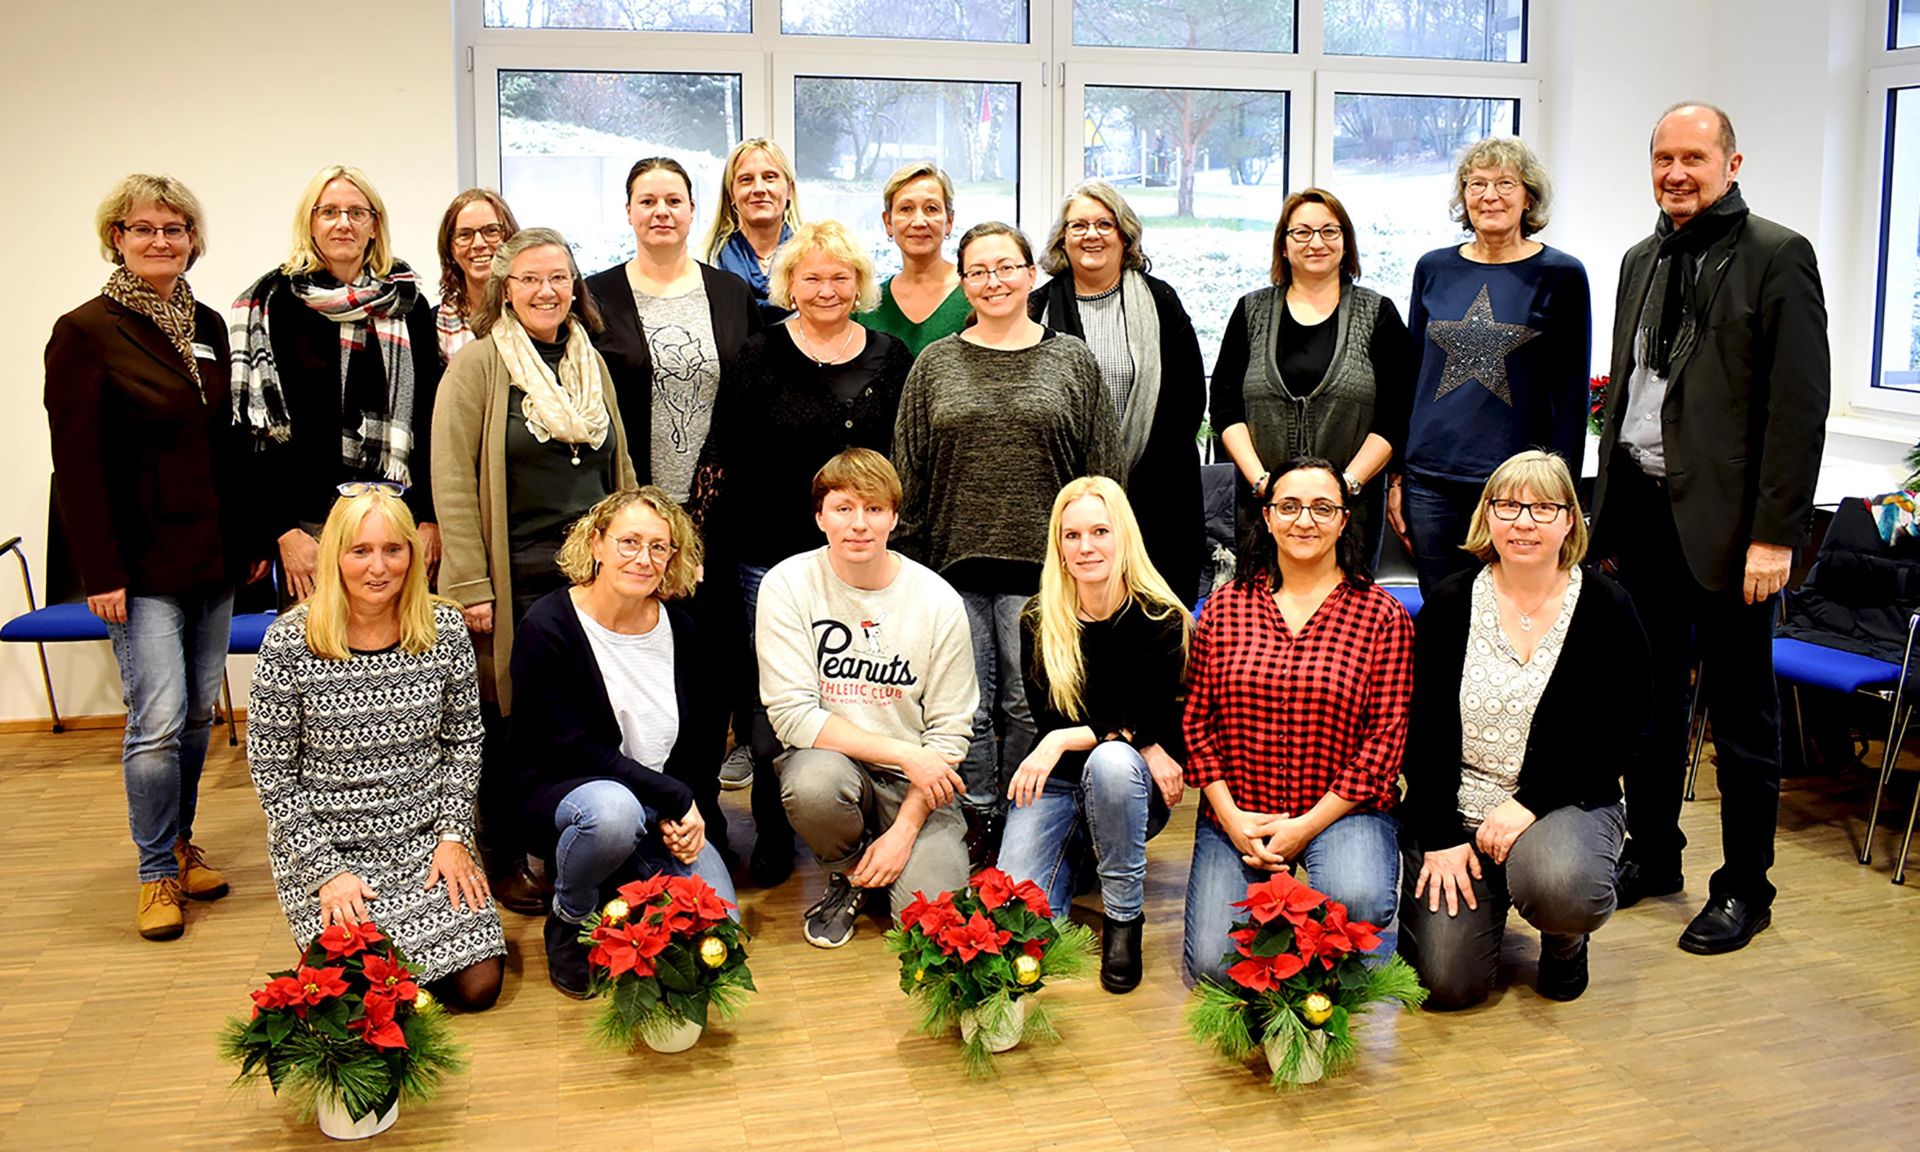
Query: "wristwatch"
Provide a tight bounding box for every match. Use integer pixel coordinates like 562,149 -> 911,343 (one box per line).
1342,471 -> 1362,497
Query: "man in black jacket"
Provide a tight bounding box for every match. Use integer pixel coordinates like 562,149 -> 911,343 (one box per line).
1592,102 -> 1830,955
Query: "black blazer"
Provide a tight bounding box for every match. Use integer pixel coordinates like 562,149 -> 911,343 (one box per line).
509,589 -> 709,856
1592,210 -> 1830,593
581,260 -> 763,490
44,294 -> 255,596
1030,273 -> 1205,602
1399,567 -> 1651,852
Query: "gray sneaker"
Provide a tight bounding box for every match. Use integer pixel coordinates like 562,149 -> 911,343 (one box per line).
803,872 -> 860,949
719,745 -> 754,791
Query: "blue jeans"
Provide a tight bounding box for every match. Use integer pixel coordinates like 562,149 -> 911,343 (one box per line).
1401,472 -> 1486,597
550,780 -> 739,924
108,589 -> 233,881
1182,808 -> 1400,988
997,741 -> 1169,921
957,590 -> 1036,811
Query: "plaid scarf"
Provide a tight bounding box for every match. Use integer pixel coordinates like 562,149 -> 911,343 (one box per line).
230,261 -> 421,485
104,266 -> 202,399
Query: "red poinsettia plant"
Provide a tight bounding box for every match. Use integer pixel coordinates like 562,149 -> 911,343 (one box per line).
581,872 -> 753,1049
1588,374 -> 1610,436
884,867 -> 1095,1075
1188,872 -> 1424,1088
218,922 -> 463,1122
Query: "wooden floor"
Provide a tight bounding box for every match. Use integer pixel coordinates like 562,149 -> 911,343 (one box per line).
3,730 -> 1919,1152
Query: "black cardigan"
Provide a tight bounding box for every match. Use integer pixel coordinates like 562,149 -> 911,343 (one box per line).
1030,274 -> 1205,603
1399,566 -> 1652,852
508,588 -> 709,856
1020,596 -> 1189,778
581,260 -> 763,492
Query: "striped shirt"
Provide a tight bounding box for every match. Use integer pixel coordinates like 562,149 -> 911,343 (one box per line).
1076,285 -> 1135,419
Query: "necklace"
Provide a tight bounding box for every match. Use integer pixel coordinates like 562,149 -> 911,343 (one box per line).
794,321 -> 856,366
1498,570 -> 1563,633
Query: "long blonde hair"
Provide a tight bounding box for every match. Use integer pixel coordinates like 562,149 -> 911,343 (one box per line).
1030,477 -> 1190,719
701,138 -> 802,262
304,491 -> 443,660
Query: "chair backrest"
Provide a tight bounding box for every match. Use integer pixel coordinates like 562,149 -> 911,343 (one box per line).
1777,498 -> 1920,664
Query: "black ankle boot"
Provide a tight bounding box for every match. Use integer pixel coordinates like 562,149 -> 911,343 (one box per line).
1100,913 -> 1144,994
963,806 -> 1004,872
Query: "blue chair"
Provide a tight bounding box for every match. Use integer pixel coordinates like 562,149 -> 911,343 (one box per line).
0,534 -> 109,733
1381,583 -> 1423,618
222,606 -> 279,746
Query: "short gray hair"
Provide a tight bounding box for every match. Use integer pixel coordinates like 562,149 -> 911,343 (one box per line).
1039,180 -> 1149,277
1448,136 -> 1553,238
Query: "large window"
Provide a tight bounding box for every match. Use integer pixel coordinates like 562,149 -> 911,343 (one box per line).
1876,84 -> 1920,400
485,0 -> 752,34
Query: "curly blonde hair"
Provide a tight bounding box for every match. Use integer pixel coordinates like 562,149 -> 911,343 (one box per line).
555,488 -> 702,600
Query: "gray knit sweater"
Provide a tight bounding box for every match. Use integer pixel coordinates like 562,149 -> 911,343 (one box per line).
891,332 -> 1120,573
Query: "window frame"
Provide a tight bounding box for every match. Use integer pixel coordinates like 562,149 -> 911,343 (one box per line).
1862,60 -> 1920,418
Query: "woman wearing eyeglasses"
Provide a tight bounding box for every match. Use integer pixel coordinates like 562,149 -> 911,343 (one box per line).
508,488 -> 738,998
433,188 -> 520,363
1211,188 -> 1414,563
45,174 -> 265,941
1031,181 -> 1206,603
247,486 -> 505,1010
1393,137 -> 1591,595
1180,456 -> 1412,988
893,221 -> 1120,864
1397,450 -> 1648,1008
859,162 -> 972,358
231,164 -> 444,604
432,227 -> 637,912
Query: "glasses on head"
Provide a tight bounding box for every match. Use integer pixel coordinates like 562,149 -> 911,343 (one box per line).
611,536 -> 674,564
1269,498 -> 1347,523
314,206 -> 376,226
453,224 -> 507,246
508,272 -> 574,292
1465,177 -> 1522,197
119,222 -> 190,242
337,480 -> 408,498
1064,219 -> 1117,239
960,262 -> 1031,285
1486,498 -> 1570,524
1285,224 -> 1344,245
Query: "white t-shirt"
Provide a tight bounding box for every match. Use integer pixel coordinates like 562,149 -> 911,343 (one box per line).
574,600 -> 678,772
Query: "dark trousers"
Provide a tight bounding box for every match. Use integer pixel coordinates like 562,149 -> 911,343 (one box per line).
1606,461 -> 1782,906
1401,472 -> 1486,597
477,702 -> 521,876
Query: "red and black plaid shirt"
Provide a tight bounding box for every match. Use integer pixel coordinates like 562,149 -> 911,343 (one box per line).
1182,578 -> 1414,822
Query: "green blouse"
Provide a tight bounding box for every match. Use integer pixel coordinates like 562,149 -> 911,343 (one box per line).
858,278 -> 971,358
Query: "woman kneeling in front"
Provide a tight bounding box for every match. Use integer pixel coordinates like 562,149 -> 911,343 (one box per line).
1398,450 -> 1649,1007
510,488 -> 738,998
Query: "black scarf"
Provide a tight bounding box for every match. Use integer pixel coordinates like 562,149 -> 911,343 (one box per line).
1638,183 -> 1749,376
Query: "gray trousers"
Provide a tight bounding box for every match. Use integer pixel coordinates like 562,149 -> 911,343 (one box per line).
1398,803 -> 1624,1010
777,748 -> 969,916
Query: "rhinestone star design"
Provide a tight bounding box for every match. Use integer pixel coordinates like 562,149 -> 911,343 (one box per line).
1425,284 -> 1541,407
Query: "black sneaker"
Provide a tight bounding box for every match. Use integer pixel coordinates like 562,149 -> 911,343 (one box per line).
1537,935 -> 1590,1001
544,912 -> 591,998
803,872 -> 860,949
1614,858 -> 1683,910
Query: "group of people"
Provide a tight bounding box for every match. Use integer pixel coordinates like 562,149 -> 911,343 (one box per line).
44,99 -> 1827,1020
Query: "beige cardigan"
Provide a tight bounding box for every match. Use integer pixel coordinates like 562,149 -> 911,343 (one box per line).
431,330 -> 637,712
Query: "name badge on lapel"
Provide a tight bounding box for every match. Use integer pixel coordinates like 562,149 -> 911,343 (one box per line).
192,342 -> 218,360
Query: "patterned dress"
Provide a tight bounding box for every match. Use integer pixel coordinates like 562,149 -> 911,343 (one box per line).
247,603 -> 505,981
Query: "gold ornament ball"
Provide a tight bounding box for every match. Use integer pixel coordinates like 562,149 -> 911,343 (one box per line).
1301,992 -> 1334,1027
913,967 -> 927,984
602,898 -> 630,922
698,936 -> 729,968
415,988 -> 435,1010
1013,953 -> 1042,986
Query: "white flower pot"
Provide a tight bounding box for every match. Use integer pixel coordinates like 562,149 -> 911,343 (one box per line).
959,996 -> 1028,1054
315,1095 -> 398,1140
642,1015 -> 704,1054
1264,1027 -> 1328,1085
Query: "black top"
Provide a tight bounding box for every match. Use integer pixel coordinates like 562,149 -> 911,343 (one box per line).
508,589 -> 711,856
710,324 -> 911,567
260,281 -> 442,531
1398,566 -> 1651,852
1277,307 -> 1336,398
1020,597 -> 1189,780
1208,293 -> 1415,455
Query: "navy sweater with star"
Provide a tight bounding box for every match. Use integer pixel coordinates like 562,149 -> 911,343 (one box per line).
1402,244 -> 1590,484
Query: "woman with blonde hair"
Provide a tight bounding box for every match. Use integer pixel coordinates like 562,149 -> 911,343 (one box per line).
231,164 -> 444,603
507,487 -> 738,998
703,137 -> 802,309
859,162 -> 970,357
247,486 -> 505,1009
997,476 -> 1190,993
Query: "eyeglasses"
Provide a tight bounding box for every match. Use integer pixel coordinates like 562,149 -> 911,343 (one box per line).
1065,219 -> 1117,238
1486,498 -> 1570,524
314,206 -> 376,226
961,262 -> 1031,285
336,480 -> 408,498
453,224 -> 507,246
611,536 -> 675,563
1268,498 -> 1347,523
119,222 -> 191,242
1465,177 -> 1522,197
1285,224 -> 1344,245
508,272 -> 574,292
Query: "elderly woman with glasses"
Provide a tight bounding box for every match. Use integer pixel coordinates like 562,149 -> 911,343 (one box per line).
1392,137 -> 1591,596
1397,450 -> 1649,1008
1031,180 -> 1206,603
433,188 -> 520,363
1180,456 -> 1412,988
1211,187 -> 1414,563
247,485 -> 506,1010
231,164 -> 444,604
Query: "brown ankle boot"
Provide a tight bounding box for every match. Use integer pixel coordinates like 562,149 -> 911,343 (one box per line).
138,877 -> 185,940
174,839 -> 230,901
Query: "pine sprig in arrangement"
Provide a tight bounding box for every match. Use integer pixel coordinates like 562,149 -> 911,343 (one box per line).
581,872 -> 754,1050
